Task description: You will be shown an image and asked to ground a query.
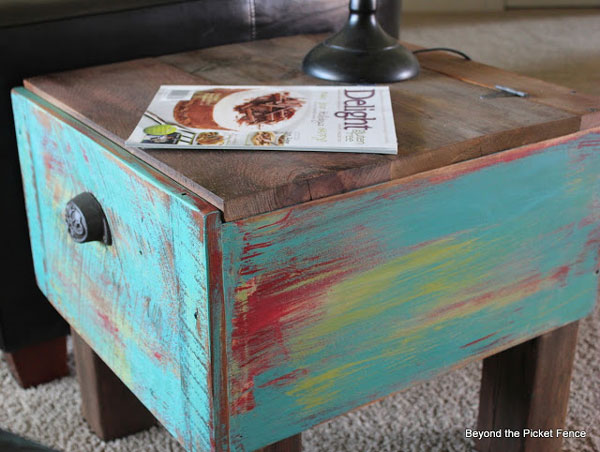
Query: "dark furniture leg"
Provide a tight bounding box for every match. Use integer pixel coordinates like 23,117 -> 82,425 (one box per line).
476,321 -> 579,452
255,434 -> 302,452
4,336 -> 68,388
71,329 -> 156,441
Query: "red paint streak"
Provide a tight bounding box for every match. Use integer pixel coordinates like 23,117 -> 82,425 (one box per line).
578,214 -> 596,229
239,265 -> 262,276
258,368 -> 308,388
476,335 -> 511,352
550,265 -> 570,286
242,241 -> 273,255
574,224 -> 600,269
372,178 -> 428,201
96,312 -> 121,344
234,282 -> 254,294
577,138 -> 600,149
229,254 -> 360,416
428,264 -> 573,321
79,144 -> 89,163
241,252 -> 263,261
460,332 -> 497,349
206,214 -> 230,444
584,224 -> 600,249
42,149 -> 64,173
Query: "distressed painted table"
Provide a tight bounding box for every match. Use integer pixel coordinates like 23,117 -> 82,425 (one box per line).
13,34 -> 600,452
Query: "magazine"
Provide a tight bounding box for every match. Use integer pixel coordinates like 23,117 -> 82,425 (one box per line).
126,85 -> 397,154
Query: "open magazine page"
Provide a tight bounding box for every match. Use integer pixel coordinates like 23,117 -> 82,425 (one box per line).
126,85 -> 397,154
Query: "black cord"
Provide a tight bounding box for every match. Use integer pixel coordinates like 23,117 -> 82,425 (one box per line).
413,47 -> 471,61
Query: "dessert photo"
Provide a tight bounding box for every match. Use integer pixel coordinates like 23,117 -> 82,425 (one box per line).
196,131 -> 225,145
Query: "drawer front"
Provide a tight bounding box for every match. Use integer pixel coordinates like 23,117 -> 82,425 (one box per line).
221,129 -> 600,451
13,89 -> 220,452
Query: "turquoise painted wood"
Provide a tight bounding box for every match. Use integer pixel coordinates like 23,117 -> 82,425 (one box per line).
12,89 -> 220,452
221,130 -> 600,451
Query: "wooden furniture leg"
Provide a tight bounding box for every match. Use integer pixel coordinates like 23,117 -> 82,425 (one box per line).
476,321 -> 579,452
71,329 -> 156,441
255,434 -> 302,452
3,336 -> 68,388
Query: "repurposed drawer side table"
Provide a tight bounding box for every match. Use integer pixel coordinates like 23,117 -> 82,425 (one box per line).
13,34 -> 600,452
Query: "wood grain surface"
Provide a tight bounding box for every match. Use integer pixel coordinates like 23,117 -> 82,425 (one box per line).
220,128 -> 600,450
24,34 -> 597,221
404,43 -> 600,130
476,321 -> 580,452
13,89 -> 220,452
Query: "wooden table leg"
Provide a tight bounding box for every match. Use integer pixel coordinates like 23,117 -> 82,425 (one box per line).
476,321 -> 579,452
71,329 -> 156,441
3,336 -> 68,388
255,434 -> 302,452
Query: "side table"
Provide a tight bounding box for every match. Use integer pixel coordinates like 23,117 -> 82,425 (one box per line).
13,34 -> 600,452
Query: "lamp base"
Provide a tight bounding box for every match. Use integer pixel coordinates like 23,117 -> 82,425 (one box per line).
303,41 -> 419,84
302,1 -> 419,83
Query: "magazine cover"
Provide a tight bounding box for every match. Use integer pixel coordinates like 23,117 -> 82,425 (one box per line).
126,85 -> 397,154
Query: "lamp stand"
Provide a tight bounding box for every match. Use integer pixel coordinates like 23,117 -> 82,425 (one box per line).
302,0 -> 419,83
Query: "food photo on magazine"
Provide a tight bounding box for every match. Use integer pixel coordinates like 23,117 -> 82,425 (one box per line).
126,85 -> 397,154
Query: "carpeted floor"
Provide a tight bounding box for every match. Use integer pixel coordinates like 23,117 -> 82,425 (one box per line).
1,8 -> 599,452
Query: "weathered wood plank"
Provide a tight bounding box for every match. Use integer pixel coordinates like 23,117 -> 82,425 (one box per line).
220,129 -> 600,451
12,88 -> 220,452
206,212 -> 231,452
24,34 -> 586,221
405,46 -> 600,130
476,321 -> 579,452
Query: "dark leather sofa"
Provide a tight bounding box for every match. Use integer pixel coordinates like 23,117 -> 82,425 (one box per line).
1,0 -> 400,377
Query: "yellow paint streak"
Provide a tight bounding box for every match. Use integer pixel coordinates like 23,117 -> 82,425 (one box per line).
285,358 -> 372,411
289,236 -> 481,359
277,266 -> 350,296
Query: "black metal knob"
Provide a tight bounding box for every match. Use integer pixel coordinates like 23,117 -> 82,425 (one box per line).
64,192 -> 111,245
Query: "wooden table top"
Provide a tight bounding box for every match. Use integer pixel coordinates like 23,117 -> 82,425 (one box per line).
24,33 -> 600,221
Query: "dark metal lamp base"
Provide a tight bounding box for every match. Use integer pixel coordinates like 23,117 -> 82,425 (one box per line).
303,0 -> 419,83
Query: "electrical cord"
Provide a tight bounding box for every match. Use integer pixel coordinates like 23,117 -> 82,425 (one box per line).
412,47 -> 471,61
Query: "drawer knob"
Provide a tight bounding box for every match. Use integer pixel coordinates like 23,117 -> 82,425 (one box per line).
64,192 -> 111,245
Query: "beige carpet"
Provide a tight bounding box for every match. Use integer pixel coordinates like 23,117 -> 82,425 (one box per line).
1,9 -> 599,452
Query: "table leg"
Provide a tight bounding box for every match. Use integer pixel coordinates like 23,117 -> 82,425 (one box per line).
255,434 -> 302,452
71,329 -> 156,441
3,336 -> 68,388
476,321 -> 579,452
